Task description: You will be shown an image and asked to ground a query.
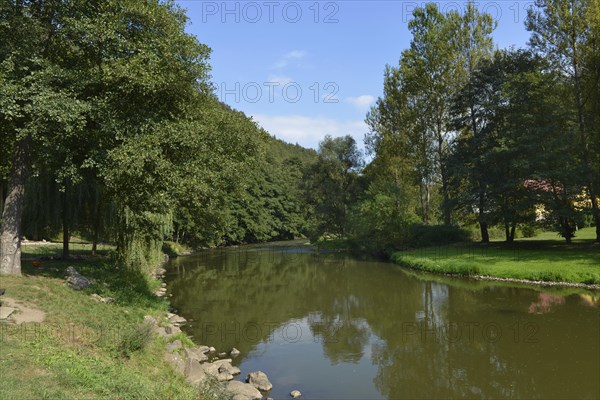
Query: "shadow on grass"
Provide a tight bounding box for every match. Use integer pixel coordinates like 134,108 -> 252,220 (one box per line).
21,257 -> 165,309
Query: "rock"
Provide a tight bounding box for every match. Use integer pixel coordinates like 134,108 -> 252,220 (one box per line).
169,315 -> 187,326
166,340 -> 182,353
212,358 -> 233,366
208,346 -> 216,353
230,347 -> 241,357
218,352 -> 227,358
164,352 -> 185,375
246,371 -> 272,391
184,347 -> 209,363
167,312 -> 175,319
290,390 -> 302,398
0,306 -> 16,320
201,362 -> 220,377
232,395 -> 251,400
65,266 -> 93,290
90,293 -> 114,303
226,381 -> 262,400
144,315 -> 157,327
224,365 -> 241,376
197,345 -> 210,354
161,282 -> 167,288
217,371 -> 234,382
184,358 -> 208,385
164,325 -> 181,335
216,360 -> 240,376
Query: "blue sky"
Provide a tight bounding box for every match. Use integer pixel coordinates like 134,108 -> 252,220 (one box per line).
177,1 -> 533,150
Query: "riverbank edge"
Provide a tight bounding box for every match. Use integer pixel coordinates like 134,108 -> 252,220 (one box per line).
391,256 -> 600,290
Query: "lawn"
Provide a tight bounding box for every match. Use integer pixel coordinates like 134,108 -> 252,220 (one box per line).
0,243 -> 202,400
391,227 -> 600,285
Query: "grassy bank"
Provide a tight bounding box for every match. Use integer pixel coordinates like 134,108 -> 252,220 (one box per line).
391,227 -> 600,286
0,243 -> 201,400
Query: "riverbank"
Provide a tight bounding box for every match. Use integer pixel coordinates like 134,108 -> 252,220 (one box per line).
0,246 -> 207,399
391,227 -> 600,288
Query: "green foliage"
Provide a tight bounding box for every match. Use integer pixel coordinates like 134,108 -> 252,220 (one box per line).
407,224 -> 472,247
304,135 -> 364,238
115,321 -> 154,359
348,182 -> 419,256
162,241 -> 189,258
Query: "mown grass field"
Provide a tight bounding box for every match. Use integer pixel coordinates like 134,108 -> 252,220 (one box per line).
0,243 -> 202,400
391,227 -> 600,285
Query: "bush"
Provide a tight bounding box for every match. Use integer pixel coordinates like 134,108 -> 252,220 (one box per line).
116,321 -> 154,358
407,224 -> 472,247
519,224 -> 538,238
162,241 -> 189,258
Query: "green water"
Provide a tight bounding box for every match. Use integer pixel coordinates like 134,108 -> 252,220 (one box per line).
165,243 -> 600,399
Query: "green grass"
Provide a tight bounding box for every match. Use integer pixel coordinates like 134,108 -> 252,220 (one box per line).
391,227 -> 600,285
21,242 -> 114,259
0,243 -> 202,400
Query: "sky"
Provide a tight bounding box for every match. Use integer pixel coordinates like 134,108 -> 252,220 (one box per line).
176,1 -> 534,150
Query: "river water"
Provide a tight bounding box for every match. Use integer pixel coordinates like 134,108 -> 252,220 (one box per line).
165,242 -> 600,399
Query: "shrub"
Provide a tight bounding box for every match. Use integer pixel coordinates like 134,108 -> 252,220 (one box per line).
162,241 -> 189,258
116,321 -> 154,358
407,224 -> 472,247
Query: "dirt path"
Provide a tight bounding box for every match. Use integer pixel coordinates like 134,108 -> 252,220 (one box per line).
0,297 -> 46,324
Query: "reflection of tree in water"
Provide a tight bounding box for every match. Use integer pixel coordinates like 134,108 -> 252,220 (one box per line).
308,296 -> 371,364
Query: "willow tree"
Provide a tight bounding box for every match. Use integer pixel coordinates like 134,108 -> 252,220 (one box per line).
0,0 -> 212,275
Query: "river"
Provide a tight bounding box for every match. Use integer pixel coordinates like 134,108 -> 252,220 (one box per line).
165,241 -> 600,399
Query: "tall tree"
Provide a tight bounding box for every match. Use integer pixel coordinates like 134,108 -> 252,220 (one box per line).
527,0 -> 600,241
0,0 -> 212,275
304,135 -> 363,237
367,2 -> 495,226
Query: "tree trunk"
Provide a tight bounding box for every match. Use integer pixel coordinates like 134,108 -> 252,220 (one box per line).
480,221 -> 489,243
0,137 -> 31,276
509,222 -> 516,243
560,217 -> 573,244
62,188 -> 69,259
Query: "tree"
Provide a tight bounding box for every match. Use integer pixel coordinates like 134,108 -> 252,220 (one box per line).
304,135 -> 363,237
367,2 -> 495,226
527,0 -> 600,241
452,49 -> 584,243
0,0 -> 212,275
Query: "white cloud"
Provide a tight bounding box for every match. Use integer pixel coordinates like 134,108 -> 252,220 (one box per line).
286,50 -> 306,59
345,95 -> 375,111
273,50 -> 307,69
251,114 -> 368,150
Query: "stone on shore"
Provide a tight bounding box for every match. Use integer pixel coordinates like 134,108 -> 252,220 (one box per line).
166,340 -> 182,353
184,358 -> 207,385
246,371 -> 273,391
164,352 -> 185,375
184,347 -> 209,363
230,347 -> 241,357
226,381 -> 262,400
290,389 -> 302,398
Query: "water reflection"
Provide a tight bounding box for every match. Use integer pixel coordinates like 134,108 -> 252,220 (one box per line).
166,245 -> 600,399
528,293 -> 565,314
